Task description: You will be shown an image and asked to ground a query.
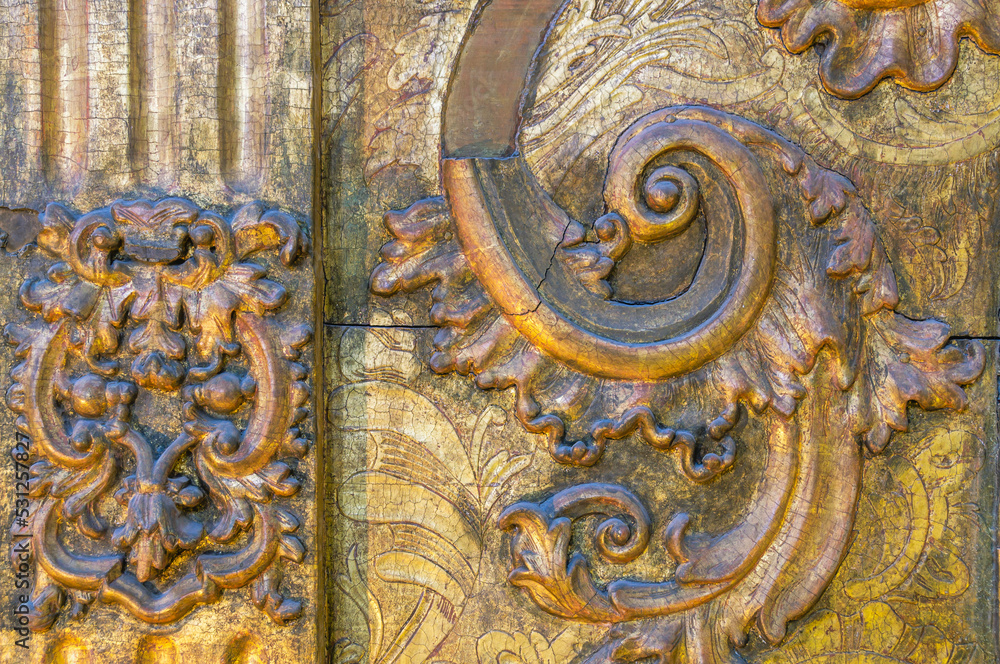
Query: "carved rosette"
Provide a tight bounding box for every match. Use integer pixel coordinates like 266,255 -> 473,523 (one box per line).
6,198 -> 312,628
371,107 -> 984,663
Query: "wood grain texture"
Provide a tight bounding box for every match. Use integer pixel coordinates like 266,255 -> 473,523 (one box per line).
0,0 -> 313,213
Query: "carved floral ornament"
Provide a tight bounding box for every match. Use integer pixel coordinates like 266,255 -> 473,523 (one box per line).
370,38 -> 986,664
758,0 -> 1000,97
6,198 -> 312,627
470,0 -> 1000,101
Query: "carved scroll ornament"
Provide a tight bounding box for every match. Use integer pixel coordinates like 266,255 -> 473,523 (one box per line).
6,198 -> 312,627
370,106 -> 984,663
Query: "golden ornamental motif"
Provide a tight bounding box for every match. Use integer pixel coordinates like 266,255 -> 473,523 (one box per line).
369,5 -> 988,652
6,199 -> 312,628
371,100 -> 986,663
757,0 -> 1000,97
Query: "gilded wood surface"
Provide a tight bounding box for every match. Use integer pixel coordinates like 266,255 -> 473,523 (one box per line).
0,0 -> 999,659
327,0 -> 999,662
0,0 -> 318,657
9,198 -> 313,625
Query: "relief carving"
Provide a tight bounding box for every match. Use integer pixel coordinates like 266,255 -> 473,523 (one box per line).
756,0 -> 1000,98
2,0 -> 997,654
5,198 -> 312,628
370,105 -> 985,662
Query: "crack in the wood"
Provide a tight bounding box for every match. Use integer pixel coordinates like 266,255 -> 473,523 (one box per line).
506,215 -> 575,318
324,322 -> 439,329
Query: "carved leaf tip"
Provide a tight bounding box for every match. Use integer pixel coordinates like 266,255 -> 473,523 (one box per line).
859,310 -> 985,454
232,204 -> 310,267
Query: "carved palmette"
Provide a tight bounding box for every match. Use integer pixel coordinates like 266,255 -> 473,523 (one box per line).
6,199 -> 312,627
371,107 -> 984,663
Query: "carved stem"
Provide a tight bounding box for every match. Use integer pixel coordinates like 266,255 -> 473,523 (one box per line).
115,428 -> 155,483
152,432 -> 197,484
200,313 -> 289,473
671,416 -> 799,585
23,323 -> 99,468
605,416 -> 800,620
749,381 -> 863,642
34,499 -> 122,592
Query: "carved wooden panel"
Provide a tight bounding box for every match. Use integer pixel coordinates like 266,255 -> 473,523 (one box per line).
0,0 -> 318,658
326,0 -> 999,663
2,0 -> 1000,660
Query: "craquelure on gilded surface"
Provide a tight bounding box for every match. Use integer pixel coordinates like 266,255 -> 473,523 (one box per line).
2,0 -> 1000,659
0,0 -> 320,656
326,0 -> 1000,661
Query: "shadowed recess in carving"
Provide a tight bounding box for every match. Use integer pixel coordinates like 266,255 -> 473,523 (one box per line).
39,0 -> 88,191
0,207 -> 41,252
128,0 -> 178,187
219,0 -> 268,192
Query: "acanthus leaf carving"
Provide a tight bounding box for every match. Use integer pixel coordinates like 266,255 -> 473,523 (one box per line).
6,198 -> 312,628
498,483 -> 652,623
370,105 -> 985,663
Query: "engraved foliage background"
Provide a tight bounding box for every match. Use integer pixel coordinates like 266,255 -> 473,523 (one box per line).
324,0 -> 1000,662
